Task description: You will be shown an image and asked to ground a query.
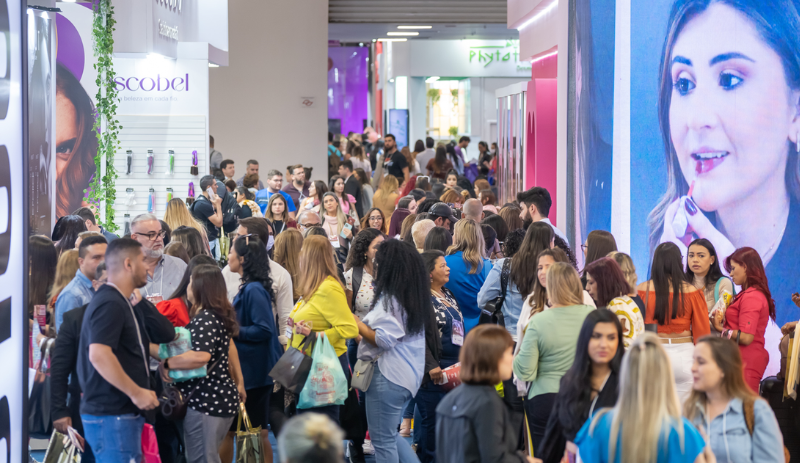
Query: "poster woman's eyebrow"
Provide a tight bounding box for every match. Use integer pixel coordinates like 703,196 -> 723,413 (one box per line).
710,52 -> 755,66
672,55 -> 692,66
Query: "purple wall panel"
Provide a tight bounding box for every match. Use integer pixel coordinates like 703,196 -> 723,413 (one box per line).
328,47 -> 369,136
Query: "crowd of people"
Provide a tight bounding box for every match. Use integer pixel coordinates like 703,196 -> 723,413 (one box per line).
29,131 -> 792,463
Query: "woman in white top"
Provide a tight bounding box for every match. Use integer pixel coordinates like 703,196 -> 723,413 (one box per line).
329,175 -> 358,219
355,168 -> 373,213
320,192 -> 354,249
585,257 -> 645,349
515,248 -> 595,395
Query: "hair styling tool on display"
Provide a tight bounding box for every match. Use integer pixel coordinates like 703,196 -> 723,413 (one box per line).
166,187 -> 173,208
123,214 -> 131,236
147,149 -> 155,175
126,150 -> 133,175
125,187 -> 136,207
166,149 -> 175,175
671,181 -> 695,238
188,182 -> 195,198
148,188 -> 156,214
190,150 -> 199,176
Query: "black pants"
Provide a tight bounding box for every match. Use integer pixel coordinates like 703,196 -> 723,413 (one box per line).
524,393 -> 557,458
502,378 -> 525,451
416,382 -> 445,463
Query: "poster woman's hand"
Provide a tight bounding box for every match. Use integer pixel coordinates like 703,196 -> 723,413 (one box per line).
659,198 -> 691,255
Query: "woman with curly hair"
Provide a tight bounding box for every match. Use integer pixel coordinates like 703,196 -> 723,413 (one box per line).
224,236 -> 283,460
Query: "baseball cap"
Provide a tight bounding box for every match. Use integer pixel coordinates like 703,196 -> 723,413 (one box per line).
428,202 -> 458,224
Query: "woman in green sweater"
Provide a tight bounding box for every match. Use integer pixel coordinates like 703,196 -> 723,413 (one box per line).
513,262 -> 594,458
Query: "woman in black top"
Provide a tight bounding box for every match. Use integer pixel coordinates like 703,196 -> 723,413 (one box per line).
538,309 -> 623,463
161,264 -> 240,463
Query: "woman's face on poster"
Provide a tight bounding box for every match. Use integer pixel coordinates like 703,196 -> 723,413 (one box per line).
668,3 -> 800,212
55,91 -> 78,178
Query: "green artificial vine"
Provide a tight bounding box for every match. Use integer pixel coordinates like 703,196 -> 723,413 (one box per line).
87,0 -> 121,232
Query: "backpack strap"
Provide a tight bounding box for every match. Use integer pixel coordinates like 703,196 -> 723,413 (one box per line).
743,397 -> 755,436
500,258 -> 511,300
351,266 -> 363,311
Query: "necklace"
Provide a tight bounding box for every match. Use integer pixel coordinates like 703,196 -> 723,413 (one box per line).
763,219 -> 788,264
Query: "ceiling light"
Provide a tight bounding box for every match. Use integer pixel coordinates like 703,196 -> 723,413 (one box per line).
425,76 -> 440,83
397,25 -> 432,29
389,78 -> 395,83
387,32 -> 419,36
208,63 -> 219,68
517,0 -> 558,31
377,38 -> 407,42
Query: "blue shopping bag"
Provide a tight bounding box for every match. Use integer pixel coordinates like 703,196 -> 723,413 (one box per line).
296,333 -> 348,409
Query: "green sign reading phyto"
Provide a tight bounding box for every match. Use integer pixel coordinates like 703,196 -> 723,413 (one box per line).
469,40 -> 524,68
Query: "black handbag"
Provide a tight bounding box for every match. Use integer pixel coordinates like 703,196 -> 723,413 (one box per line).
29,339 -> 54,439
479,258 -> 511,328
160,356 -> 222,421
269,333 -> 315,394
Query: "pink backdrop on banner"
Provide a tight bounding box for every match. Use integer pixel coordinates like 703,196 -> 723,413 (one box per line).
525,79 -> 558,227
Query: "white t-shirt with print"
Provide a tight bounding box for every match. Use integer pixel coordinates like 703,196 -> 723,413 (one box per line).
344,267 -> 375,319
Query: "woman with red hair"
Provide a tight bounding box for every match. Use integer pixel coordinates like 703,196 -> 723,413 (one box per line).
712,247 -> 774,392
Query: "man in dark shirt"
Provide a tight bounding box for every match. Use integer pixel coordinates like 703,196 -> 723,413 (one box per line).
77,238 -> 160,463
190,175 -> 223,258
338,159 -> 364,218
383,133 -> 409,185
282,164 -> 310,209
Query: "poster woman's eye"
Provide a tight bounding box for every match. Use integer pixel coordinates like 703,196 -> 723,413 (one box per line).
719,71 -> 743,90
673,76 -> 696,96
56,138 -> 76,160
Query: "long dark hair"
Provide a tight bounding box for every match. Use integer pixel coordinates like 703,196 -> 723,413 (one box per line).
172,226 -> 208,259
511,221 -> 554,296
648,0 -> 800,256
29,235 -> 57,314
482,214 -> 509,242
235,236 -> 276,301
583,230 -> 617,272
555,309 -> 624,440
168,255 -> 218,301
345,228 -> 383,271
56,64 -> 97,218
54,215 -> 87,256
684,238 -> 726,289
650,242 -> 686,324
433,146 -> 449,170
585,257 -> 631,307
189,264 -> 239,337
311,180 -> 328,202
414,139 -> 425,153
371,240 -> 432,336
423,227 -> 453,253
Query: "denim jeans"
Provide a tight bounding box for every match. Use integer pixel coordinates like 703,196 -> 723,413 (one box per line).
81,413 -> 145,463
365,365 -> 420,463
209,238 -> 220,259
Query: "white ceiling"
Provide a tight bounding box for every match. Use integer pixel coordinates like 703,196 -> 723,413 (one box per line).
328,23 -> 518,43
329,0 -> 508,24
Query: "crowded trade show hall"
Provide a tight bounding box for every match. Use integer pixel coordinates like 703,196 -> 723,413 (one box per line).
3,0 -> 799,462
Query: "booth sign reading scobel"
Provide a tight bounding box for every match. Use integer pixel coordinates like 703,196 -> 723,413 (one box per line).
0,0 -> 27,461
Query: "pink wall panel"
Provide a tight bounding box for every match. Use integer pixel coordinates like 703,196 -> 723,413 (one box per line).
526,78 -> 559,227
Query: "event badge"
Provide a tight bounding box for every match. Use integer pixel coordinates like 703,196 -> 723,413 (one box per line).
146,293 -> 163,304
452,319 -> 464,346
330,235 -> 340,248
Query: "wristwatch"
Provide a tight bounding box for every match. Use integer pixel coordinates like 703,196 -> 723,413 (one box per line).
164,358 -> 170,370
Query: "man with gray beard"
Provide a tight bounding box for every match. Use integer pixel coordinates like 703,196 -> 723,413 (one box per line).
130,213 -> 188,304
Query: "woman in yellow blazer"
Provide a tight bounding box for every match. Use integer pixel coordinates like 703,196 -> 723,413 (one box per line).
290,235 -> 358,423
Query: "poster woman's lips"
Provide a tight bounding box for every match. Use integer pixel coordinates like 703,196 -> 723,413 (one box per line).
691,150 -> 729,174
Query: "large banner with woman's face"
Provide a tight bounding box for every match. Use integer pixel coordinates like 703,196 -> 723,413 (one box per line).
54,4 -> 97,220
573,0 -> 800,375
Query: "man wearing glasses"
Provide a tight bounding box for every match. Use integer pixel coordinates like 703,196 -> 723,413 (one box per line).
130,213 -> 187,304
296,210 -> 322,236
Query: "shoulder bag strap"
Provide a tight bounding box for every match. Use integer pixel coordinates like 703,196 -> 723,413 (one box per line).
184,355 -> 224,403
714,278 -> 722,302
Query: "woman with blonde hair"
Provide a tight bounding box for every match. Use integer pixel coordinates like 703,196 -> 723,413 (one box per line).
48,249 -> 80,312
514,262 -> 595,454
608,251 -> 648,318
373,175 -> 400,221
320,192 -> 354,248
575,333 -> 710,463
444,219 -> 490,332
401,146 -> 421,176
274,228 -> 303,302
164,198 -> 211,248
290,235 -> 358,422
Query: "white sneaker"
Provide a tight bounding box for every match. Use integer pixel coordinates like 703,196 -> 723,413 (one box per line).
362,439 -> 375,455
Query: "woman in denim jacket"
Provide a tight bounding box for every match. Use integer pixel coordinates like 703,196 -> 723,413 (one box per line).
685,337 -> 784,463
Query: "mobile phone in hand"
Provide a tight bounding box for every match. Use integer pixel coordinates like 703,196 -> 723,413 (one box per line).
340,222 -> 353,239
206,187 -> 216,201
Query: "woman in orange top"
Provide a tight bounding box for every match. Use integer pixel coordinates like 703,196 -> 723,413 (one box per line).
637,242 -> 710,400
